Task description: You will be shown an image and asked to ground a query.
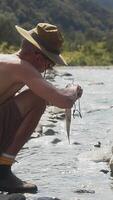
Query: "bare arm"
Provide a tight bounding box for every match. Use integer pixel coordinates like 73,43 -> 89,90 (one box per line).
13,61 -> 83,108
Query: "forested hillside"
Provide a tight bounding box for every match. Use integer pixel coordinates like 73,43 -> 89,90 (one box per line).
96,0 -> 113,9
0,0 -> 113,65
0,0 -> 113,46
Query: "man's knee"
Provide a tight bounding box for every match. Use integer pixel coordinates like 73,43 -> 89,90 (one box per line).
14,89 -> 46,117
35,97 -> 46,114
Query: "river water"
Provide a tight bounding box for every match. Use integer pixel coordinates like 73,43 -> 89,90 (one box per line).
13,67 -> 113,200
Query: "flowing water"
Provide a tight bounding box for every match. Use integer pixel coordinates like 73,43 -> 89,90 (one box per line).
13,67 -> 113,200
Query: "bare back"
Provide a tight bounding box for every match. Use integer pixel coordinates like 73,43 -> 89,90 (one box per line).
0,54 -> 24,104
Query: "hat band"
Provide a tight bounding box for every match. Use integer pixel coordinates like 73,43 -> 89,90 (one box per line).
32,32 -> 61,54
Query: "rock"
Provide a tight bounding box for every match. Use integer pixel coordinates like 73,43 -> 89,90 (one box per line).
44,129 -> 56,136
73,142 -> 81,145
94,141 -> 101,148
55,114 -> 65,120
74,189 -> 95,194
51,138 -> 61,144
100,169 -> 109,174
0,193 -> 26,200
37,197 -> 61,200
62,72 -> 72,77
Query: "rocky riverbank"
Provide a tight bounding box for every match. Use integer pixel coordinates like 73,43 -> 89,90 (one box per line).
0,194 -> 62,200
3,67 -> 113,200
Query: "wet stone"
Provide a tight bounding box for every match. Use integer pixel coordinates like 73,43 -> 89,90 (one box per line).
100,169 -> 109,174
44,129 -> 56,136
55,114 -> 65,120
0,193 -> 26,200
74,189 -> 95,194
73,142 -> 81,145
37,197 -> 62,200
94,141 -> 101,148
51,138 -> 61,144
62,72 -> 72,77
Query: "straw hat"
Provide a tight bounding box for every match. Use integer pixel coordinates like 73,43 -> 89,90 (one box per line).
15,23 -> 67,66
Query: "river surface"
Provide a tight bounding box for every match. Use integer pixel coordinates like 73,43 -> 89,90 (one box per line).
13,67 -> 113,200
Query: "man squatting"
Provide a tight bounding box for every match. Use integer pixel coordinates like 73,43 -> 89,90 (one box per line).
0,22 -> 83,193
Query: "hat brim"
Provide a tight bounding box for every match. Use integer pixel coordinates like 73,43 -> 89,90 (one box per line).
15,25 -> 67,66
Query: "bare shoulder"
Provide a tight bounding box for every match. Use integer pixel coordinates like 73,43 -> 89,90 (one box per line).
14,56 -> 42,82
0,53 -> 22,72
0,54 -> 20,76
0,54 -> 42,82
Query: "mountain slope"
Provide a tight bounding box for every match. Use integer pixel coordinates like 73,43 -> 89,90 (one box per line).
95,0 -> 113,9
0,0 -> 113,44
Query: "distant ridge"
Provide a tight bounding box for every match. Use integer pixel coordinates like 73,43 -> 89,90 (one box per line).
0,0 -> 113,44
95,0 -> 113,10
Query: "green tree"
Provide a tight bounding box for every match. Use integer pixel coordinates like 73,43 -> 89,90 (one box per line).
0,12 -> 19,45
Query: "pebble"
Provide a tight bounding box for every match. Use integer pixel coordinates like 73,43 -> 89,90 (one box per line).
0,195 -> 63,200
94,141 -> 101,148
100,169 -> 109,174
51,138 -> 61,144
74,189 -> 95,194
37,197 -> 61,200
44,129 -> 56,136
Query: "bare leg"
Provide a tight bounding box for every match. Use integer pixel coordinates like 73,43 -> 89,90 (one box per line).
4,89 -> 46,156
0,89 -> 45,193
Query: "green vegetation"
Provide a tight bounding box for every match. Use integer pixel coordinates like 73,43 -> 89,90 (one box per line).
0,42 -> 18,54
0,0 -> 113,66
63,41 -> 113,66
96,0 -> 113,10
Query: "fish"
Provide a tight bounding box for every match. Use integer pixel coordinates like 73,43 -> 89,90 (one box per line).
65,99 -> 82,144
65,82 -> 82,144
65,107 -> 71,144
65,83 -> 72,144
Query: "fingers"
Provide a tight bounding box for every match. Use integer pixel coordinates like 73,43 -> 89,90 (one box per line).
77,85 -> 83,99
71,84 -> 83,99
65,83 -> 83,102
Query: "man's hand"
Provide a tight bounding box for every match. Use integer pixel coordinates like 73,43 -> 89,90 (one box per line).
66,84 -> 83,103
76,85 -> 83,99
